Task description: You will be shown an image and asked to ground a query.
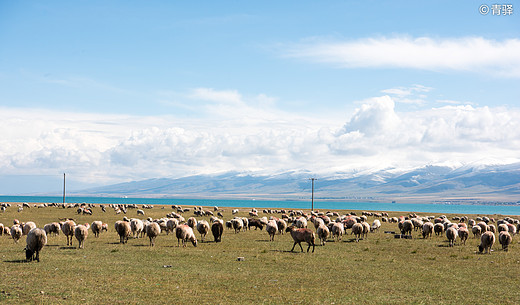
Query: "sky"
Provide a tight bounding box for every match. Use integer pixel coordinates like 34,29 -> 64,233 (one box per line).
0,1 -> 519,194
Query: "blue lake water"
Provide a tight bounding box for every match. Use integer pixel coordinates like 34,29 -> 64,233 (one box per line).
1,195 -> 520,215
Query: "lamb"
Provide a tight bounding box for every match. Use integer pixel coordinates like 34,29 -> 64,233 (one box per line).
62,220 -> 76,246
25,228 -> 47,262
115,220 -> 131,244
175,225 -> 198,247
331,222 -> 344,242
211,221 -> 223,242
266,220 -> 278,241
446,226 -> 458,247
130,218 -> 144,238
351,223 -> 363,242
11,225 -> 23,243
196,220 -> 210,242
74,224 -> 89,249
317,224 -> 329,246
458,227 -> 469,245
146,222 -> 161,247
478,231 -> 495,254
23,221 -> 37,235
498,231 -> 512,251
285,226 -> 315,253
91,221 -> 103,237
422,222 -> 434,239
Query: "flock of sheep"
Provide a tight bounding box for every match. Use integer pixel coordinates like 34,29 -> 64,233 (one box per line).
0,202 -> 518,262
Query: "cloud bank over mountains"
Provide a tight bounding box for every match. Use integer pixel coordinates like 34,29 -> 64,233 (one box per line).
1,87 -> 519,186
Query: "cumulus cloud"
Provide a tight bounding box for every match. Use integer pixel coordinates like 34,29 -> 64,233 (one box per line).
284,36 -> 520,77
1,90 -> 519,186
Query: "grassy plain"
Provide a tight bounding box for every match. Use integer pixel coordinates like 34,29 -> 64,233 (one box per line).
1,203 -> 519,304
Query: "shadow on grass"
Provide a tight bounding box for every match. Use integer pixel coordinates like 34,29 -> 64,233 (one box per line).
270,249 -> 307,254
107,242 -> 123,245
59,246 -> 76,250
343,238 -> 359,243
4,259 -> 28,263
131,244 -> 149,247
45,244 -> 61,247
255,240 -> 271,242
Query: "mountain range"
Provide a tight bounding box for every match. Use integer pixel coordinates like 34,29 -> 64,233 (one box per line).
73,163 -> 520,204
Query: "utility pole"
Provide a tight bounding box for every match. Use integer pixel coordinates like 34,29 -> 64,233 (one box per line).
63,173 -> 66,204
309,178 -> 317,211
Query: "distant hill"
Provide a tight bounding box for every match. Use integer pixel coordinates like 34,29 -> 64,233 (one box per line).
73,163 -> 520,203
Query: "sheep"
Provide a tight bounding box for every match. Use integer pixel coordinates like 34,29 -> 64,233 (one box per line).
487,224 -> 496,233
231,218 -> 243,233
498,231 -> 512,251
196,220 -> 210,242
10,225 -> 23,243
331,222 -> 344,242
62,220 -> 76,246
130,218 -> 144,238
146,222 -> 161,247
401,220 -> 413,236
23,221 -> 37,235
317,224 -> 329,246
477,221 -> 488,233
351,223 -> 363,242
25,228 -> 47,262
434,223 -> 444,236
507,223 -> 517,236
241,218 -> 249,231
411,218 -> 423,231
446,227 -> 458,247
458,227 -> 469,245
294,217 -> 308,228
248,219 -> 264,230
175,225 -> 198,247
187,217 -> 197,229
74,224 -> 89,249
362,222 -> 370,239
43,222 -> 61,237
0,223 -> 3,235
478,231 -> 495,254
472,225 -> 482,238
266,220 -> 278,241
211,221 -> 223,242
498,223 -> 508,233
285,226 -> 315,253
422,222 -> 434,239
115,220 -> 131,244
137,209 -> 145,216
276,219 -> 287,235
166,218 -> 179,235
91,221 -> 103,237
370,219 -> 381,233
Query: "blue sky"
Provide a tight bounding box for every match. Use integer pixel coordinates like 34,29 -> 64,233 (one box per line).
0,1 -> 519,193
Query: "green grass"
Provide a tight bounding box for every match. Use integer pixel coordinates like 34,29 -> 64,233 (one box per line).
1,205 -> 519,304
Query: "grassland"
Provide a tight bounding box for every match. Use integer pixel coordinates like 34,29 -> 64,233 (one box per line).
1,204 -> 520,304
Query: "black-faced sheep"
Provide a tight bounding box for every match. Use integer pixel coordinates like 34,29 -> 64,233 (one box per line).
498,231 -> 512,251
211,221 -> 223,243
187,217 -> 197,229
370,219 -> 381,233
248,219 -> 264,230
166,218 -> 179,235
286,226 -> 315,253
74,224 -> 89,249
478,231 -> 495,254
146,222 -> 161,247
176,225 -> 197,247
25,228 -> 47,262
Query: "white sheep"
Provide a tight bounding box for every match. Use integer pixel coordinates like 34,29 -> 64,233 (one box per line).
370,219 -> 381,233
62,220 -> 76,246
422,222 -> 434,239
317,224 -> 329,246
23,221 -> 37,235
74,224 -> 89,249
11,225 -> 23,243
130,218 -> 144,238
331,222 -> 344,242
472,225 -> 482,238
276,219 -> 287,235
25,228 -> 47,262
478,231 -> 495,254
43,222 -> 61,237
166,218 -> 179,235
498,231 -> 512,251
458,227 -> 469,245
91,221 -> 103,237
266,220 -> 278,241
187,217 -> 198,229
175,225 -> 198,247
146,222 -> 161,247
351,223 -> 363,242
115,220 -> 131,244
446,226 -> 458,247
196,220 -> 210,242
231,218 -> 243,233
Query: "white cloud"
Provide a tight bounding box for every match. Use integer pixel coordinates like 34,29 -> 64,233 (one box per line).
1,90 -> 519,187
284,36 -> 520,77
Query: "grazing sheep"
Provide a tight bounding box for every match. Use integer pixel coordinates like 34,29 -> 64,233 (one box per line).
294,217 -> 308,228
487,224 -> 496,233
370,219 -> 381,233
507,223 -> 517,236
130,218 -> 144,238
175,225 -> 198,247
351,223 -> 363,242
434,223 -> 444,236
286,226 -> 315,253
266,220 -> 278,241
401,220 -> 413,236
446,227 -> 458,247
25,228 -> 47,262
472,225 -> 482,238
478,231 -> 495,254
477,222 -> 488,233
137,209 -> 145,216
241,218 -> 249,231
411,218 -> 423,231
276,219 -> 287,235
62,220 -> 76,246
317,224 -> 329,246
498,231 -> 512,251
10,225 -> 23,243
74,224 -> 89,249
362,222 -> 370,239
458,227 -> 469,245
23,221 -> 37,235
422,222 -> 434,239
91,221 -> 103,237
166,218 -> 179,235
146,222 -> 161,247
498,223 -> 508,233
211,221 -> 223,242
187,217 -> 197,229
196,220 -> 210,242
231,218 -> 243,233
43,222 -> 61,237
331,222 -> 344,242
115,220 -> 131,244
248,219 -> 264,230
